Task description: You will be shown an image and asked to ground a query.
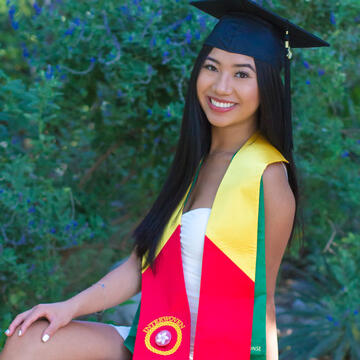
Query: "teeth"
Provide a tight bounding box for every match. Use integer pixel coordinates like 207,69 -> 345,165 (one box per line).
210,98 -> 235,108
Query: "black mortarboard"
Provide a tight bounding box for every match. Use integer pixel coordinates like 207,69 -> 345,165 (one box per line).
190,0 -> 330,152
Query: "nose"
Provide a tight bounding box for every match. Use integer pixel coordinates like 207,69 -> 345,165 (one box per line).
212,72 -> 232,96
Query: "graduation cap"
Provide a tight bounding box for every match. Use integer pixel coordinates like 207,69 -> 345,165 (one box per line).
190,0 -> 330,151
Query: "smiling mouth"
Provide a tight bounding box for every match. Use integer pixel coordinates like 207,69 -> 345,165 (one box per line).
207,96 -> 237,112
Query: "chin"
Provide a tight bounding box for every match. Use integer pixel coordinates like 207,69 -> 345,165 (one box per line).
207,116 -> 236,128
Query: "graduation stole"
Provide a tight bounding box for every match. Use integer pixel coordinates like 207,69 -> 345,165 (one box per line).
124,131 -> 288,359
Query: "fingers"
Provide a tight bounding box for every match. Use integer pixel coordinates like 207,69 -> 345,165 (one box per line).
4,309 -> 32,336
41,321 -> 58,343
18,305 -> 48,337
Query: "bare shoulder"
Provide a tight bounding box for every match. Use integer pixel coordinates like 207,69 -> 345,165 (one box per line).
262,162 -> 295,210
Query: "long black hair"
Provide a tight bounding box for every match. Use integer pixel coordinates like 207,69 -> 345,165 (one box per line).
132,43 -> 302,272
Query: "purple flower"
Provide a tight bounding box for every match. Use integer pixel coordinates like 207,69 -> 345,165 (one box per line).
306,80 -> 311,85
354,309 -> 359,315
165,37 -> 171,45
27,263 -> 36,273
185,30 -> 192,44
119,6 -> 130,15
166,110 -> 171,117
8,5 -> 16,16
11,20 -> 19,30
12,136 -> 20,144
163,51 -> 170,59
330,12 -> 336,25
65,26 -> 75,36
147,108 -> 153,115
147,65 -> 153,75
33,3 -> 42,15
34,245 -> 43,251
22,48 -> 30,58
185,13 -> 192,21
195,31 -> 201,40
150,37 -> 156,47
90,57 -> 96,63
28,220 -> 35,227
355,15 -> 360,23
21,43 -> 30,58
50,227 -> 56,234
128,35 -> 133,42
198,15 -> 207,31
73,17 -> 81,26
357,140 -> 360,144
19,235 -> 27,245
341,151 -> 349,158
65,224 -> 71,231
45,64 -> 53,80
326,315 -> 334,322
303,60 -> 310,69
117,90 -> 124,98
28,206 -> 36,213
154,137 -> 161,144
318,69 -> 325,76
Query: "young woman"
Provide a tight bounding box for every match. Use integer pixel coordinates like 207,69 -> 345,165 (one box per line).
1,1 -> 329,359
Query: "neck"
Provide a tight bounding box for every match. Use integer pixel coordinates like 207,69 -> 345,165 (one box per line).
209,121 -> 258,156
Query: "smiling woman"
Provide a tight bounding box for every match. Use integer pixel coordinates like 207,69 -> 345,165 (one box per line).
124,0 -> 328,358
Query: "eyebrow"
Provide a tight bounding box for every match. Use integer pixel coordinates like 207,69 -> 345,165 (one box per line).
205,56 -> 256,73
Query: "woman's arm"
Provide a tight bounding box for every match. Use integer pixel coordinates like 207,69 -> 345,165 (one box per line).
262,162 -> 296,360
65,249 -> 142,318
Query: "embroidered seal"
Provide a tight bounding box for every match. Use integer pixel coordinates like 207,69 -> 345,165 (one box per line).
143,316 -> 185,355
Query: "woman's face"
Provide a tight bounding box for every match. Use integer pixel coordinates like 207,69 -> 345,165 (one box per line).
196,47 -> 260,129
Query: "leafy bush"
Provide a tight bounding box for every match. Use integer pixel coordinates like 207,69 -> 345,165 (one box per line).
0,0 -> 359,356
278,233 -> 360,360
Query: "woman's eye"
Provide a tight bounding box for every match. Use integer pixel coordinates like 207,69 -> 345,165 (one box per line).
236,71 -> 249,78
203,64 -> 217,71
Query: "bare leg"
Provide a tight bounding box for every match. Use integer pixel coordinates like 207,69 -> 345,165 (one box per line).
0,319 -> 132,360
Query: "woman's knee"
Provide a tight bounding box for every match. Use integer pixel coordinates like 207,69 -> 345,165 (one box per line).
0,319 -> 49,359
0,319 -> 133,360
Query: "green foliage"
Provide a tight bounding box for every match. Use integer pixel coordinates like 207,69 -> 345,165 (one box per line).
0,0 -> 359,356
278,234 -> 360,360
